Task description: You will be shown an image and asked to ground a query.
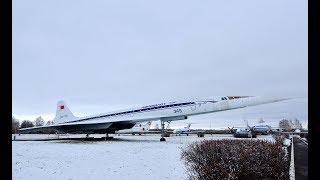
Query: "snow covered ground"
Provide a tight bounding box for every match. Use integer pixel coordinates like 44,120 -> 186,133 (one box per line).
12,134 -> 274,180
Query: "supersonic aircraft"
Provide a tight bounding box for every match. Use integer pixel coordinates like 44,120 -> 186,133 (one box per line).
18,96 -> 289,141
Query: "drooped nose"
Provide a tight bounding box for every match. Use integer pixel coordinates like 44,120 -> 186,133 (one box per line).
245,96 -> 291,107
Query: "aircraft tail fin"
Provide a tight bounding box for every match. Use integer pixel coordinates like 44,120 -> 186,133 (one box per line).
53,101 -> 76,124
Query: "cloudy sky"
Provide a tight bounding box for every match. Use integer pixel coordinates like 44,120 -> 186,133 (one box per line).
13,0 -> 308,128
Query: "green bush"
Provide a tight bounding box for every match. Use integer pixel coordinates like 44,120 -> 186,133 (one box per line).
181,139 -> 289,180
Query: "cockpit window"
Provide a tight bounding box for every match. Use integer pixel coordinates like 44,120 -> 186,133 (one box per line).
227,96 -> 250,100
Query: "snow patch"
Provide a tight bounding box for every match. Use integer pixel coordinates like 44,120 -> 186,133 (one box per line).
13,134 -> 274,180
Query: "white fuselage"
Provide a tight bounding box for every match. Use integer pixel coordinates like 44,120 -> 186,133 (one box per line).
62,96 -> 287,126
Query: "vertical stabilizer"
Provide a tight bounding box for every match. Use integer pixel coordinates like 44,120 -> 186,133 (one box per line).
53,101 -> 76,124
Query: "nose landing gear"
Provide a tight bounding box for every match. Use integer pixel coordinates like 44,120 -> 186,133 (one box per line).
160,120 -> 166,141
160,120 -> 171,141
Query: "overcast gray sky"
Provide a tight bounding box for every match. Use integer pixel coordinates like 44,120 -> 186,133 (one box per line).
13,0 -> 308,128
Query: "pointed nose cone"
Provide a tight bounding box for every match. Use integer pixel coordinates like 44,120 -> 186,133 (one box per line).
248,96 -> 292,106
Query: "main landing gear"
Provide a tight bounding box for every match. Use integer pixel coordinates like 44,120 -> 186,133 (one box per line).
160,121 -> 167,141
104,133 -> 109,140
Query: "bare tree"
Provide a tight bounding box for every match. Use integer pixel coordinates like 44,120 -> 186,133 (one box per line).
12,116 -> 20,134
20,120 -> 34,128
291,118 -> 302,129
279,119 -> 293,131
35,116 -> 45,127
46,120 -> 54,126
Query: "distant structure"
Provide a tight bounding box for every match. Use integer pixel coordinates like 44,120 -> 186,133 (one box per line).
166,123 -> 171,129
258,118 -> 265,124
116,121 -> 152,135
150,123 -> 160,131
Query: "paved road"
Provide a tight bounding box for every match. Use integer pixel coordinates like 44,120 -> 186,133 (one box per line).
293,136 -> 308,180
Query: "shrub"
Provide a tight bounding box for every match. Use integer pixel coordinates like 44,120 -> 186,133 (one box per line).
181,139 -> 289,180
20,120 -> 34,128
273,134 -> 288,143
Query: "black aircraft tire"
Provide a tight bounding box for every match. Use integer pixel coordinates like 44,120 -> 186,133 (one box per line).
252,134 -> 257,138
160,137 -> 166,141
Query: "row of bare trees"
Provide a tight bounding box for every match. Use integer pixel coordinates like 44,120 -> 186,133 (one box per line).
279,118 -> 303,131
12,116 -> 54,133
